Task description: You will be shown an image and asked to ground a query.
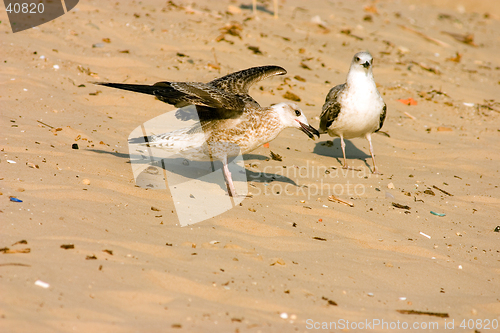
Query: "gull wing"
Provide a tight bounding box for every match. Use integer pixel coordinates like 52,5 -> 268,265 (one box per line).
209,65 -> 286,96
319,83 -> 345,133
95,81 -> 246,120
96,65 -> 286,120
375,103 -> 387,132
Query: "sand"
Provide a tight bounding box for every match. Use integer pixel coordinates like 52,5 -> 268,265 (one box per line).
1,0 -> 500,332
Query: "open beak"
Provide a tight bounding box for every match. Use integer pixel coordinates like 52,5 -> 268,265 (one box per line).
297,120 -> 320,140
362,61 -> 371,68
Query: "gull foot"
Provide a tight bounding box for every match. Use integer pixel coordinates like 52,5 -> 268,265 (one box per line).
342,165 -> 362,171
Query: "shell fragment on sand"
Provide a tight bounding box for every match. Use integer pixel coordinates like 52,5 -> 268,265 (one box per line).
419,232 -> 431,239
328,195 -> 354,207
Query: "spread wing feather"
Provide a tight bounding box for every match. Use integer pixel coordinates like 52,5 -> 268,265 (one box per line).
95,65 -> 286,122
209,65 -> 286,95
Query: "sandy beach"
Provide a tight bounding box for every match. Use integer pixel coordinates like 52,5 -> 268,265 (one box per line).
1,0 -> 500,332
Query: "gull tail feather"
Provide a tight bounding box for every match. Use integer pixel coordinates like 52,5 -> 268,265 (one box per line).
94,82 -> 159,96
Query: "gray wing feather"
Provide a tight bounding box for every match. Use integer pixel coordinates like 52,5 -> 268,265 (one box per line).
96,65 -> 286,121
95,81 -> 242,110
209,65 -> 286,95
95,81 -> 245,120
375,103 -> 387,132
319,83 -> 345,133
153,82 -> 245,111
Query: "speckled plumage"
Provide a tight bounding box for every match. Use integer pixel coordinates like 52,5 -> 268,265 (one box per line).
97,66 -> 319,196
319,51 -> 386,173
148,103 -> 291,162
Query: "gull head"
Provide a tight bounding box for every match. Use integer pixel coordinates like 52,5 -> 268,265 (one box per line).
351,51 -> 373,71
273,102 -> 320,140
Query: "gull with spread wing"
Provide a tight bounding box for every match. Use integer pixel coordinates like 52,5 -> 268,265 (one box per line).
97,66 -> 319,196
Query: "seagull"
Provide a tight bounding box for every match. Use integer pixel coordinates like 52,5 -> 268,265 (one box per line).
96,66 -> 319,197
319,51 -> 386,173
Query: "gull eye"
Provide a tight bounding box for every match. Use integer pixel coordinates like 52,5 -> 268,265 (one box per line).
295,110 -> 301,116
355,57 -> 360,62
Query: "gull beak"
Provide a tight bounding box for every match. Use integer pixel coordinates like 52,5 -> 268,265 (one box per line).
297,120 -> 320,140
362,61 -> 371,68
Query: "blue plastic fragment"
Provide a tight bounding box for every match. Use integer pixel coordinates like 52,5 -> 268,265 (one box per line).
430,211 -> 445,217
9,197 -> 23,203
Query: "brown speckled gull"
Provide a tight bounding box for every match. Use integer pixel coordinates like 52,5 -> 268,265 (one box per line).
96,66 -> 319,197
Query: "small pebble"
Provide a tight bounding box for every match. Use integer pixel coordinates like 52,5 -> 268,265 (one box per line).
387,182 -> 395,189
82,179 -> 90,185
53,65 -> 60,69
34,280 -> 50,288
280,313 -> 288,319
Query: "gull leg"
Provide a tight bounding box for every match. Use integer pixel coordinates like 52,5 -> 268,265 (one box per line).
366,133 -> 379,174
340,135 -> 348,169
222,157 -> 237,197
339,136 -> 360,171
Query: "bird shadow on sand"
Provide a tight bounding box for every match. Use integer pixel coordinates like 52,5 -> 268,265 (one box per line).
87,148 -> 299,193
313,138 -> 371,169
242,153 -> 270,161
88,149 -> 131,160
242,156 -> 298,187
